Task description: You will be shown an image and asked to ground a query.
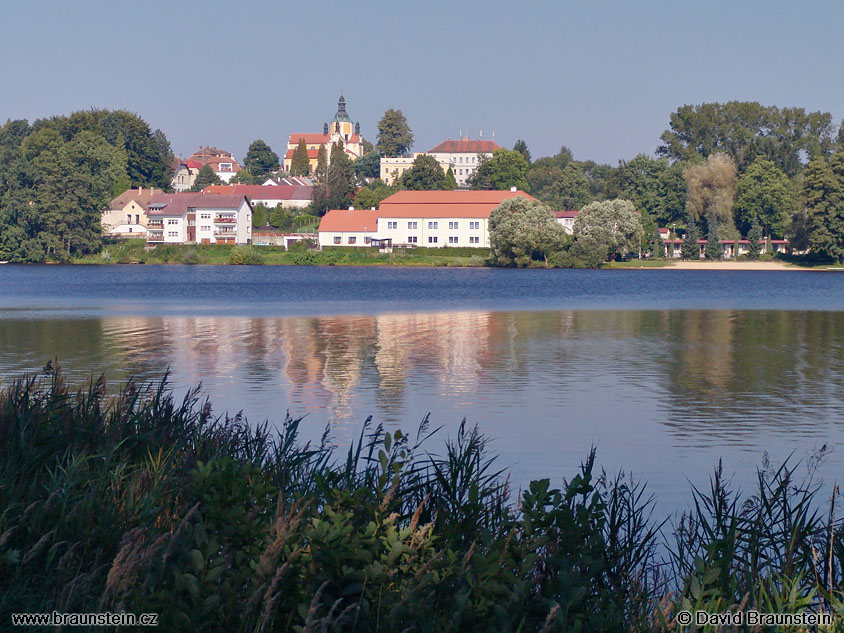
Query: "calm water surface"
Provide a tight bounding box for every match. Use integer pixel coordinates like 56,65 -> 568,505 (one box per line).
2,265 -> 844,511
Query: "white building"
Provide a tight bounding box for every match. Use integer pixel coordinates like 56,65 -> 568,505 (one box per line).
426,138 -> 500,187
317,208 -> 380,247
553,210 -> 579,235
146,193 -> 252,245
317,189 -> 535,248
379,153 -> 454,186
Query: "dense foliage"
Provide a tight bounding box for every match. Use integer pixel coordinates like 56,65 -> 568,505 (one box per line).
488,197 -> 567,266
0,110 -> 172,262
376,109 -> 414,157
243,139 -> 279,180
400,154 -> 446,190
1,370 -> 842,631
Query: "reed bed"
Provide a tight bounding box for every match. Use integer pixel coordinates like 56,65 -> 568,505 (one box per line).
0,367 -> 842,631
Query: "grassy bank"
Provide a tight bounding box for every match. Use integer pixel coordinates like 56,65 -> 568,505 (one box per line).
1,370 -> 842,631
72,240 -> 482,267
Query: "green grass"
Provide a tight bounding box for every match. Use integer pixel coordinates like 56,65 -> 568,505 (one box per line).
1,368 -> 842,631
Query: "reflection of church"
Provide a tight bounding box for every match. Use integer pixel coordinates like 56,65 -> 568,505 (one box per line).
282,93 -> 366,173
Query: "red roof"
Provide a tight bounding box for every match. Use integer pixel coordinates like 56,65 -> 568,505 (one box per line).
284,148 -> 321,160
380,189 -> 534,205
203,184 -> 312,201
288,133 -> 330,145
147,192 -> 248,216
427,139 -> 501,154
554,210 -> 579,218
318,209 -> 380,232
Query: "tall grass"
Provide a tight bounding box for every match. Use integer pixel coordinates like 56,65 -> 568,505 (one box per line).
0,368 -> 842,631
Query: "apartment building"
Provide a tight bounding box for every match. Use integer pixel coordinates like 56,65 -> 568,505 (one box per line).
145,193 -> 252,245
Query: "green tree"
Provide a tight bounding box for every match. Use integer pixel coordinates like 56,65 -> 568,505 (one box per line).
705,220 -> 723,260
488,196 -> 568,266
444,166 -> 457,190
573,199 -> 644,260
681,222 -> 699,259
244,139 -> 279,179
315,144 -> 328,183
354,180 -> 395,209
526,147 -> 575,204
468,148 -> 529,191
619,154 -> 687,225
400,154 -> 446,190
658,101 -> 837,175
805,153 -> 844,263
554,163 -> 592,210
376,109 -> 414,157
191,164 -> 223,191
326,143 -> 356,210
290,138 -> 311,176
252,204 -> 267,228
513,139 -> 531,164
733,158 -> 795,237
353,150 -> 381,179
684,153 -> 737,227
747,220 -> 763,259
651,226 -> 666,258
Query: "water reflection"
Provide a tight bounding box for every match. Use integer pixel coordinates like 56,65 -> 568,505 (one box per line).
2,310 -> 843,507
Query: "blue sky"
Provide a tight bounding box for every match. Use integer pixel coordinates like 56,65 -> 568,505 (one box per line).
2,0 -> 842,165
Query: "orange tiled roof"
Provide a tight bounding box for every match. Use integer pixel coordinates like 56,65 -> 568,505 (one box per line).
318,209 -> 380,232
380,190 -> 534,205
288,133 -> 330,145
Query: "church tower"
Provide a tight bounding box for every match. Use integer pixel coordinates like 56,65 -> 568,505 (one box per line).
330,92 -> 355,141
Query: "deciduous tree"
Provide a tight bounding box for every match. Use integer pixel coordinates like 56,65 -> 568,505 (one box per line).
573,199 -> 643,261
244,139 -> 279,179
805,152 -> 844,262
683,153 -> 737,228
468,149 -> 529,191
733,158 -> 795,237
400,154 -> 446,190
488,196 -> 568,266
376,109 -> 414,157
191,164 -> 222,191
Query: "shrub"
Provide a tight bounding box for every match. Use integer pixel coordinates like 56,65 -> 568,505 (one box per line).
228,245 -> 263,265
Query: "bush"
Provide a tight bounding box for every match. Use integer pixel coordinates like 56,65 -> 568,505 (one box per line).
180,247 -> 200,265
228,245 -> 263,265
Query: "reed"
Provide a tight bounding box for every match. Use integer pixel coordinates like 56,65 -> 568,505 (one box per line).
0,368 -> 841,631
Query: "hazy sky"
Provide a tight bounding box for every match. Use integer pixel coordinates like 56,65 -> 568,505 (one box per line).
2,0 -> 842,165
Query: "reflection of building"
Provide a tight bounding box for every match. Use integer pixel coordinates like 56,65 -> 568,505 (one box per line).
283,93 -> 365,173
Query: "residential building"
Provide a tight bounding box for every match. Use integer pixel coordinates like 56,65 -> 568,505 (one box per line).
553,210 -> 579,235
317,208 -> 380,248
202,184 -> 313,209
262,176 -> 313,187
426,138 -> 500,187
379,153 -> 454,186
145,193 -> 252,245
663,238 -> 789,258
172,161 -> 202,191
185,147 -> 242,183
101,187 -> 162,238
317,189 -> 534,249
283,93 -> 366,173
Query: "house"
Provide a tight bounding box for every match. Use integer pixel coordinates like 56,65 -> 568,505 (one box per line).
101,187 -> 162,238
317,189 -> 535,249
426,138 -> 500,187
553,210 -> 579,235
145,193 -> 252,245
172,161 -> 202,191
317,208 -> 380,248
379,153 -> 454,186
663,238 -> 789,258
185,147 -> 242,182
262,176 -> 313,187
202,184 -> 313,209
283,93 -> 366,173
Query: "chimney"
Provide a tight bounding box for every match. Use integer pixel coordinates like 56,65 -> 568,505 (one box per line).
370,207 -> 375,211
348,206 -> 354,210
510,186 -> 517,192
138,186 -> 142,195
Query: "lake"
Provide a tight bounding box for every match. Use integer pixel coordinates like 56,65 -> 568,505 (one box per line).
2,264 -> 843,512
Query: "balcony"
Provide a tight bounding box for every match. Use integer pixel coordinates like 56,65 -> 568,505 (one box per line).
147,231 -> 164,243
215,216 -> 236,224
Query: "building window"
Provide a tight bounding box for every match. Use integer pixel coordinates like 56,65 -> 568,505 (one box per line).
126,214 -> 131,223
168,231 -> 178,237
449,221 -> 459,229
200,213 -> 211,219
428,221 -> 438,229
470,236 -> 480,244
348,236 -> 357,244
408,221 -> 418,229
408,236 -> 417,243
364,236 -> 371,244
201,225 -> 211,231
168,219 -> 178,225
470,221 -> 479,230
428,236 -> 438,244
333,236 -> 341,244
449,236 -> 458,244
387,221 -> 397,229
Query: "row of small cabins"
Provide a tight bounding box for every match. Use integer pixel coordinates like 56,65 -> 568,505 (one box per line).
102,186 -> 787,256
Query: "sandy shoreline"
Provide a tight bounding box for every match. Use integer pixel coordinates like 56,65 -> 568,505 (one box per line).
664,260 -> 806,271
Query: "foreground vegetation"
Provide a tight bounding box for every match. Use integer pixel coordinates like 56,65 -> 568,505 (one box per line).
1,369 -> 842,631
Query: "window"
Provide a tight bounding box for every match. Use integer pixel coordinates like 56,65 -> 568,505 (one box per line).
449,221 -> 459,229
348,236 -> 357,244
135,215 -> 140,224
200,213 -> 211,219
188,207 -> 196,213
449,236 -> 458,244
428,236 -> 438,244
428,221 -> 438,229
167,231 -> 178,237
470,221 -> 480,230
364,236 -> 371,244
407,221 -> 417,229
408,236 -> 417,243
470,236 -> 480,244
333,236 -> 341,244
387,221 -> 397,229
168,219 -> 178,225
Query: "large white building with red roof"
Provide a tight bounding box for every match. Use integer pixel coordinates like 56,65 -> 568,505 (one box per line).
283,93 -> 365,174
317,189 -> 534,248
427,138 -> 500,187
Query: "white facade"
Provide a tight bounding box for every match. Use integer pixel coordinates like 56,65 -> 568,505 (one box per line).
318,230 -> 377,248
147,196 -> 252,245
377,217 -> 488,247
379,154 -> 454,186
